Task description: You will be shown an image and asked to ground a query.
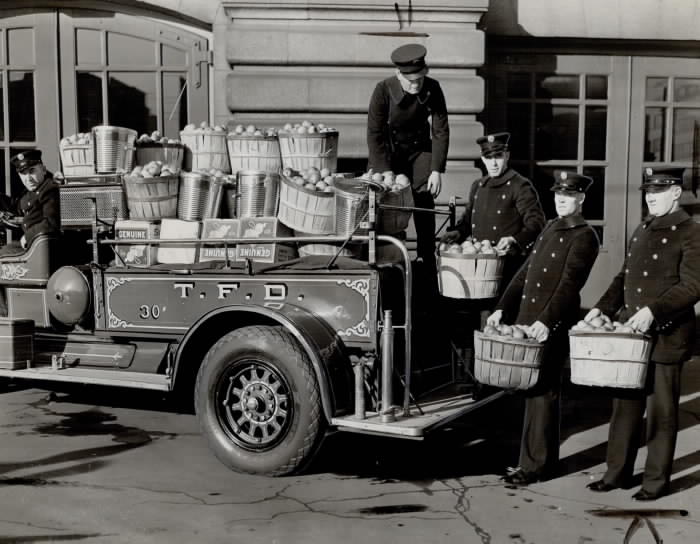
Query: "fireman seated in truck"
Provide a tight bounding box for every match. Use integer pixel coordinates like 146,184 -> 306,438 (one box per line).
0,149 -> 60,256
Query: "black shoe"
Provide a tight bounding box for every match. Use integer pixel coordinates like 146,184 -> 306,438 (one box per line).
501,467 -> 541,486
586,479 -> 619,492
632,488 -> 668,501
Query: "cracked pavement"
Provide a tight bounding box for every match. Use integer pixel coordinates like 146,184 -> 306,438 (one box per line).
0,359 -> 698,543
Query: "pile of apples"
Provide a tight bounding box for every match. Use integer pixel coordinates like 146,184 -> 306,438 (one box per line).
136,131 -> 181,146
60,132 -> 92,146
283,166 -> 337,193
129,161 -> 177,178
360,170 -> 411,193
439,237 -> 498,255
229,124 -> 277,138
482,323 -> 539,342
571,309 -> 635,333
279,121 -> 337,135
182,121 -> 227,133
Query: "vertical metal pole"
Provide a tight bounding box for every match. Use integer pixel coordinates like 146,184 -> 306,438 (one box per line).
352,359 -> 366,420
380,309 -> 396,422
368,189 -> 376,265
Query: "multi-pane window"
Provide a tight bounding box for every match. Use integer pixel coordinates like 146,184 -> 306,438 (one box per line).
491,70 -> 610,243
74,29 -> 189,138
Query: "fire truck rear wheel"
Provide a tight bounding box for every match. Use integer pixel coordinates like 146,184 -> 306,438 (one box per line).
195,325 -> 325,476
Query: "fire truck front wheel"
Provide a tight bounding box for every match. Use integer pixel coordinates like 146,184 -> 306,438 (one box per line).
195,325 -> 325,476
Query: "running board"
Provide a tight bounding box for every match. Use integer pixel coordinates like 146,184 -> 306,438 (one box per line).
0,367 -> 171,391
331,390 -> 505,438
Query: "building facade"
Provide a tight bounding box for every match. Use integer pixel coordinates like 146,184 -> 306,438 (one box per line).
1,0 -> 698,303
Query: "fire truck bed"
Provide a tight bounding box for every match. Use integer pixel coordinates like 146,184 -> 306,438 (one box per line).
331,388 -> 505,438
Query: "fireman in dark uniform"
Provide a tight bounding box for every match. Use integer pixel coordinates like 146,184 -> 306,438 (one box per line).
442,132 -> 545,286
487,171 -> 600,485
367,43 -> 449,285
586,167 -> 700,501
0,149 -> 60,255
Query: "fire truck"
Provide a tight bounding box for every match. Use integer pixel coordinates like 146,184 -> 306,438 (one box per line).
0,179 -> 502,476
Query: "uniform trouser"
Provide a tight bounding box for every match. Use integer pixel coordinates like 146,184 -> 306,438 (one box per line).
518,354 -> 563,475
602,362 -> 683,494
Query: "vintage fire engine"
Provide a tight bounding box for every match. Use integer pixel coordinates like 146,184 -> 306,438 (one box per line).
0,180 -> 502,476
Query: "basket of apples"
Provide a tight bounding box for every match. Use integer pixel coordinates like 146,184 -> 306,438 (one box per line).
227,124 -> 281,174
370,171 -> 414,234
135,131 -> 184,172
474,325 -> 545,390
278,121 -> 339,173
277,166 -> 339,234
59,132 -> 95,177
568,310 -> 652,389
437,238 -> 505,299
123,161 -> 179,220
180,122 -> 231,174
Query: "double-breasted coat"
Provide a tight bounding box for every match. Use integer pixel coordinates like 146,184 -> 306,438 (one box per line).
494,214 -> 600,475
596,208 -> 700,495
0,173 -> 60,248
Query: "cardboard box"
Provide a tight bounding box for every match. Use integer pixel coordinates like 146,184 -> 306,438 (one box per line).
114,220 -> 160,267
236,217 -> 296,264
0,318 -> 34,369
157,219 -> 201,264
199,219 -> 239,263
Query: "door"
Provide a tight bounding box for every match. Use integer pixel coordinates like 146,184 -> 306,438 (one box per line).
485,55 -> 630,305
628,57 -> 700,231
0,10 -> 61,198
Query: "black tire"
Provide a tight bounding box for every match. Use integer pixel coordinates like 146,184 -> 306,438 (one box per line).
195,325 -> 325,476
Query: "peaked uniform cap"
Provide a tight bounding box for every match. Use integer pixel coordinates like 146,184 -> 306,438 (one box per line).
390,43 -> 427,74
477,132 -> 510,156
10,149 -> 42,172
551,170 -> 593,193
640,166 -> 685,190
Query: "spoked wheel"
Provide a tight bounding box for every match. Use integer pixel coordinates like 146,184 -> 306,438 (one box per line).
195,325 -> 325,476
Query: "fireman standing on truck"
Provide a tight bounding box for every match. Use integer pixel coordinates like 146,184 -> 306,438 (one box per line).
487,170 -> 600,485
367,43 -> 449,294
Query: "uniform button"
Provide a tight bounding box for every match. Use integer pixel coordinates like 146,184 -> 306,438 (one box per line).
671,225 -> 677,231
643,224 -> 648,229
533,249 -> 537,254
536,282 -> 541,288
662,238 -> 668,244
543,267 -> 547,272
643,271 -> 648,277
633,237 -> 638,242
497,210 -> 501,214
625,304 -> 629,308
507,181 -> 511,185
653,254 -> 658,260
625,268 -> 629,274
560,237 -> 564,243
493,226 -> 497,230
637,287 -> 642,293
474,195 -> 478,199
636,306 -> 640,310
522,295 -> 526,299
628,252 -> 632,257
551,252 -> 556,258
502,195 -> 506,199
472,224 -> 476,228
531,298 -> 536,303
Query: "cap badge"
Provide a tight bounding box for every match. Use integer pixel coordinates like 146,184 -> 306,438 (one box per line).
645,167 -> 653,176
487,135 -> 495,143
561,171 -> 567,180
17,153 -> 24,161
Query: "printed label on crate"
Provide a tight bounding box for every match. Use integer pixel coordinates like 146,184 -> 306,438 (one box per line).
115,220 -> 160,267
156,219 -> 201,264
236,217 -> 295,263
199,219 -> 239,262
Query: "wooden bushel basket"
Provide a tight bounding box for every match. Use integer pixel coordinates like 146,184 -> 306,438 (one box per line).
378,184 -> 414,234
438,251 -> 504,299
180,129 -> 231,173
473,330 -> 545,390
123,174 -> 179,220
569,331 -> 651,389
277,176 -> 335,234
226,135 -> 281,174
135,144 -> 184,172
278,131 -> 338,172
60,143 -> 95,177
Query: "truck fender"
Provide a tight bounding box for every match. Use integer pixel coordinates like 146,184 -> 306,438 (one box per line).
173,304 -> 354,420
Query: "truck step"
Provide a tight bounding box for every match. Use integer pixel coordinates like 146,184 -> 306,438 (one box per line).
0,367 -> 170,391
331,389 -> 505,438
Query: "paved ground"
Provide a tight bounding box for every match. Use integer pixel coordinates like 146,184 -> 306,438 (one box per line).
0,360 -> 698,544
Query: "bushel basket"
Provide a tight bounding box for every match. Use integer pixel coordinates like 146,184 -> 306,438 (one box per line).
473,330 -> 545,390
277,176 -> 335,234
123,174 -> 179,220
60,143 -> 94,177
180,129 -> 231,173
438,251 -> 504,299
278,131 -> 338,172
135,144 -> 184,172
227,134 -> 281,174
569,331 -> 651,389
378,184 -> 413,234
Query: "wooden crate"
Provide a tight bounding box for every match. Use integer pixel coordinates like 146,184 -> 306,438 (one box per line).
473,330 -> 545,390
438,251 -> 505,299
569,331 -> 651,389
